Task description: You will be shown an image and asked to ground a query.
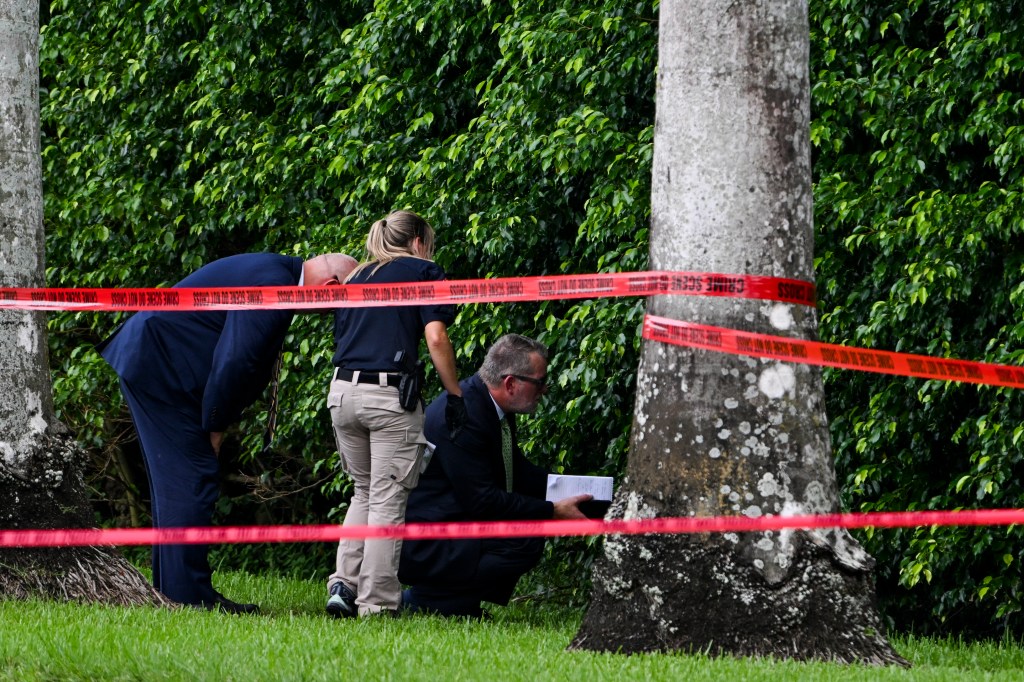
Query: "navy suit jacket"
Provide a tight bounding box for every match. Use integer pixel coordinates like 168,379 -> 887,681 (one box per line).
399,374 -> 554,584
98,253 -> 303,432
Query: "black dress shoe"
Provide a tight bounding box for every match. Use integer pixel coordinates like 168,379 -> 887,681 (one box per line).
203,593 -> 260,615
400,588 -> 482,618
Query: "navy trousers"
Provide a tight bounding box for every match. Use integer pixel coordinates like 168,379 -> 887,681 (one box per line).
120,379 -> 220,605
403,537 -> 544,617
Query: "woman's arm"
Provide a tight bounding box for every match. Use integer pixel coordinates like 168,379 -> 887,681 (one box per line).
424,320 -> 462,397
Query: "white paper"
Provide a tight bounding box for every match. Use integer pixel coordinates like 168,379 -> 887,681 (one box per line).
420,441 -> 435,473
545,474 -> 614,502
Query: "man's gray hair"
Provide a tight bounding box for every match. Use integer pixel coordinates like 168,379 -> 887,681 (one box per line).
479,334 -> 548,386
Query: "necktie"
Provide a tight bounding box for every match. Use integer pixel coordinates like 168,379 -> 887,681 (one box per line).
262,349 -> 284,456
500,417 -> 514,492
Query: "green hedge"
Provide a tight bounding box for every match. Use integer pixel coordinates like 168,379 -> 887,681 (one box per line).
811,0 -> 1024,636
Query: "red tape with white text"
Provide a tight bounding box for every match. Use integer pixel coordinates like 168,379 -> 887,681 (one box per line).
643,315 -> 1024,390
2,509 -> 1023,547
0,271 -> 817,311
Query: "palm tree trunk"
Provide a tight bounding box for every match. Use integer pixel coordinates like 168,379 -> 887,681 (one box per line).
571,0 -> 906,664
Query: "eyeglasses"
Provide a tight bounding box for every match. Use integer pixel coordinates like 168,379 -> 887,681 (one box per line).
505,374 -> 548,390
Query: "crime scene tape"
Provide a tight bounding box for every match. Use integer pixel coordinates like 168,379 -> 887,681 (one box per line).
644,315 -> 1024,390
2,509 -> 1023,548
5,273 -> 1023,548
0,271 -> 817,311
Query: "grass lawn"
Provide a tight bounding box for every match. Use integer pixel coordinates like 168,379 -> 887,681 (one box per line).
1,571 -> 1022,681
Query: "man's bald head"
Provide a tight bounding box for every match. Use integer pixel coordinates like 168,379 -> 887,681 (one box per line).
302,253 -> 358,286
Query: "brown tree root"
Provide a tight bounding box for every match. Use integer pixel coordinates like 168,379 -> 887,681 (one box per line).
1,430 -> 170,608
0,546 -> 170,606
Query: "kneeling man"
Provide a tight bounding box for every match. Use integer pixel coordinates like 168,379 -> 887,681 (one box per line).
398,334 -> 591,617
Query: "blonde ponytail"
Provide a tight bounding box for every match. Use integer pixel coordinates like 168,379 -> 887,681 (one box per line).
346,210 -> 436,281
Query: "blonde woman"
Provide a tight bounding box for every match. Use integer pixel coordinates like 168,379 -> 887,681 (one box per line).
325,210 -> 466,617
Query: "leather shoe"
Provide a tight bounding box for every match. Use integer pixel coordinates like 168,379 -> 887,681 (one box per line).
401,588 -> 482,618
202,593 -> 260,615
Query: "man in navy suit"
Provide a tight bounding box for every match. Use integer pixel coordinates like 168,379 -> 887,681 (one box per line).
398,334 -> 591,617
99,252 -> 356,613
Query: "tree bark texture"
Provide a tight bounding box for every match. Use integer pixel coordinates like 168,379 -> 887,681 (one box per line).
1,0 -> 52,462
0,0 -> 163,607
571,0 -> 906,665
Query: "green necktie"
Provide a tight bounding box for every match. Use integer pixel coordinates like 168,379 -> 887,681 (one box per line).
500,417 -> 514,492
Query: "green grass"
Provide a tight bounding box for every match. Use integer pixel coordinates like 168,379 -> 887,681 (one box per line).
2,572 -> 1022,681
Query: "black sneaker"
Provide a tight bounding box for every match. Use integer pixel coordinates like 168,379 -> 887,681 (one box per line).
326,582 -> 357,619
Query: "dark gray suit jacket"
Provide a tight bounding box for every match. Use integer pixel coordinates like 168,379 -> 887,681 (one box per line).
399,373 -> 553,584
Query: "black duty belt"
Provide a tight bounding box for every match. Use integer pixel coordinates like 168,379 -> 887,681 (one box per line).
334,368 -> 402,388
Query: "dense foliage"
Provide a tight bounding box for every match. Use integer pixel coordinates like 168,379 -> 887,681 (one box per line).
38,0 -> 1022,635
811,0 -> 1024,636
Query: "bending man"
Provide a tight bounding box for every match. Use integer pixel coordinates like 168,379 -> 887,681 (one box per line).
99,252 -> 356,613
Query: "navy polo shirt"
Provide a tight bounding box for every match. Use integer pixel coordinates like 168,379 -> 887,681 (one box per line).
332,257 -> 456,372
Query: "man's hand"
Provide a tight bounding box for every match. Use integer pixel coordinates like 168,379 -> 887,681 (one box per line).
210,431 -> 224,456
552,493 -> 593,520
445,394 -> 468,440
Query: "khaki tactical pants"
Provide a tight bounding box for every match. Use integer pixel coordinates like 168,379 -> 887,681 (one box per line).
326,375 -> 426,615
